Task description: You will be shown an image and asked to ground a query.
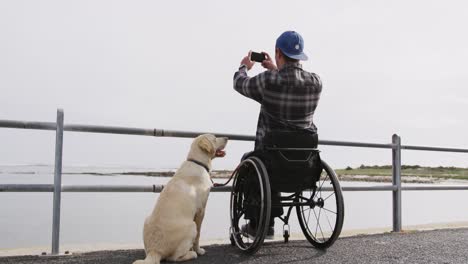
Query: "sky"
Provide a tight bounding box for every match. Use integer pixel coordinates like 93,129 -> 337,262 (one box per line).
1,0 -> 467,170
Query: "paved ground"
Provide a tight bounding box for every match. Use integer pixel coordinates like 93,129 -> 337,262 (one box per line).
1,228 -> 467,264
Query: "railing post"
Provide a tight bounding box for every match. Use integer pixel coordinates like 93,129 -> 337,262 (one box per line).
392,134 -> 402,232
51,109 -> 64,255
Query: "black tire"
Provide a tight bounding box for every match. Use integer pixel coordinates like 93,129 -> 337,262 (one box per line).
230,157 -> 271,254
296,159 -> 344,249
230,233 -> 235,246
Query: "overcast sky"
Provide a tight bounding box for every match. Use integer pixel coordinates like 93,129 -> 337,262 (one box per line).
1,0 -> 467,170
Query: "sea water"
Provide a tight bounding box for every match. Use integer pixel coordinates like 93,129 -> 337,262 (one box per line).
1,165 -> 467,250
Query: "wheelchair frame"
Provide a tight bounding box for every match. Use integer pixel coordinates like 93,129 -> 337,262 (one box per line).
229,147 -> 345,254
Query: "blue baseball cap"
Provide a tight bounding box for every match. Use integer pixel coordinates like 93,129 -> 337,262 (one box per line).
275,31 -> 308,61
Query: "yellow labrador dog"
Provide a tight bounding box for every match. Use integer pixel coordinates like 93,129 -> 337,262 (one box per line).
133,134 -> 228,264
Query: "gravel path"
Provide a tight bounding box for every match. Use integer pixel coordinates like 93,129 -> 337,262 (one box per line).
1,228 -> 467,264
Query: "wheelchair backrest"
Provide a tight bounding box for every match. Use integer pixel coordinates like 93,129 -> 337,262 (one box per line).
261,131 -> 323,193
264,130 -> 318,148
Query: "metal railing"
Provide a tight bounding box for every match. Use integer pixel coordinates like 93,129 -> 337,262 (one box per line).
1,109 -> 468,255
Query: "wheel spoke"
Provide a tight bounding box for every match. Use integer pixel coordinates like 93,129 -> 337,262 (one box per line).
323,191 -> 335,202
321,207 -> 337,215
323,208 -> 334,231
313,208 -> 319,239
317,175 -> 331,202
318,172 -> 330,192
316,208 -> 326,242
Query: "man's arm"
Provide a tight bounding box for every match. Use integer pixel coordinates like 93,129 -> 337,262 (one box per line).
233,52 -> 269,103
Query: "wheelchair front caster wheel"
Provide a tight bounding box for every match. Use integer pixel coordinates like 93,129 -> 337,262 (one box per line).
284,230 -> 290,243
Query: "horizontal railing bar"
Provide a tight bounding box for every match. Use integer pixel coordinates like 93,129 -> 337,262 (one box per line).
61,185 -> 234,192
401,185 -> 468,191
152,128 -> 255,142
0,184 -> 54,192
402,145 -> 468,153
0,184 -> 400,193
2,184 -> 468,192
0,120 -> 396,148
62,185 -> 159,192
319,140 -> 394,149
0,184 -> 230,193
341,185 -> 397,191
66,124 -> 257,142
0,120 -> 56,130
0,120 -> 255,141
66,124 -> 155,137
3,119 -> 468,153
298,186 -> 396,192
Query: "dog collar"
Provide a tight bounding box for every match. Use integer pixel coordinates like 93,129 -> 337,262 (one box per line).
187,159 -> 210,173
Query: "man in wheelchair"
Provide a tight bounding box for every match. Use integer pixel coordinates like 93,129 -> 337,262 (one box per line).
233,31 -> 322,239
239,131 -> 322,240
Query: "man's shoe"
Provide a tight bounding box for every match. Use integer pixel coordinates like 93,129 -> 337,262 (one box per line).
241,223 -> 257,239
265,226 -> 274,240
241,223 -> 275,240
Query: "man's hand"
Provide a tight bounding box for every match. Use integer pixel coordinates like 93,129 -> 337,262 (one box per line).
240,51 -> 255,70
261,52 -> 277,71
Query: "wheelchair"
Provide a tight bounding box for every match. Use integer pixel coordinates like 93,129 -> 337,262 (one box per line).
229,131 -> 344,254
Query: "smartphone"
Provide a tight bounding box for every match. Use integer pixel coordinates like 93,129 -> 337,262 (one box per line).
250,52 -> 266,62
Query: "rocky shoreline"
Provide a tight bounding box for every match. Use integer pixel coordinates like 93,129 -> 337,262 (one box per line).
336,174 -> 441,184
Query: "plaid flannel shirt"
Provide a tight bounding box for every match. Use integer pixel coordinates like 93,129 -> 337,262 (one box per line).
233,62 -> 322,149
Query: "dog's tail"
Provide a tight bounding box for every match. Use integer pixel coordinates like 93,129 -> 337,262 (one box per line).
132,252 -> 161,264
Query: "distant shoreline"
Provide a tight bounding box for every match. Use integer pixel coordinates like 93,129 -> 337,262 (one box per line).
63,170 -> 233,179
63,168 -> 468,184
4,164 -> 468,184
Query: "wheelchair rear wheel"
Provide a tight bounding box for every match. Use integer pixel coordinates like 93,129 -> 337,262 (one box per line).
296,160 -> 344,249
230,157 -> 271,254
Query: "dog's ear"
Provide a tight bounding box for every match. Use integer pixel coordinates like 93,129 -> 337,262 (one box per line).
198,136 -> 215,155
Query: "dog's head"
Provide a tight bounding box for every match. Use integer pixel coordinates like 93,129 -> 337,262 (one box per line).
192,134 -> 228,159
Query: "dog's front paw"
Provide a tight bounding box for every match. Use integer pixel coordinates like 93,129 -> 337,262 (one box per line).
196,247 -> 206,255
